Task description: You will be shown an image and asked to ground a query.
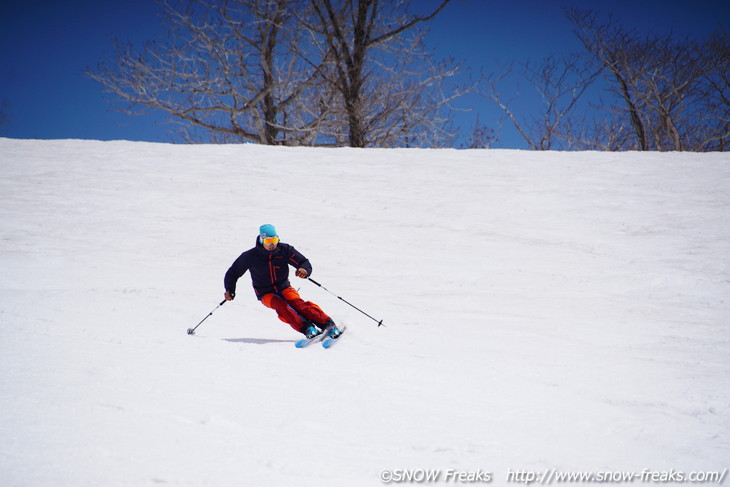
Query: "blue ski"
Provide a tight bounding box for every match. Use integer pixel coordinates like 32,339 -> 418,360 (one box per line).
294,332 -> 326,348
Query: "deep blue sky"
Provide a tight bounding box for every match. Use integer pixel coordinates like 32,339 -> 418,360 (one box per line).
1,0 -> 727,148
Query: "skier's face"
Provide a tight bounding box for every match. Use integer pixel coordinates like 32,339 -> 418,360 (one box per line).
262,235 -> 279,251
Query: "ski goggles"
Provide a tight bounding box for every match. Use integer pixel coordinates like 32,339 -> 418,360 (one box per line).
261,235 -> 279,245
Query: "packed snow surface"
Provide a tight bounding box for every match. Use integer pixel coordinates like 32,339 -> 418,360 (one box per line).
1,138 -> 728,486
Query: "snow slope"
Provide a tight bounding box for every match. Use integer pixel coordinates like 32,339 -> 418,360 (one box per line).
1,138 -> 728,486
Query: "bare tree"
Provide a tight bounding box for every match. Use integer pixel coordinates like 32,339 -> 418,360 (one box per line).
480,54 -> 600,150
565,8 -> 723,151
566,99 -> 637,151
460,114 -> 497,149
349,28 -> 465,148
306,0 -> 457,147
88,0 -> 462,147
565,8 -> 652,150
88,0 -> 333,145
694,30 -> 730,151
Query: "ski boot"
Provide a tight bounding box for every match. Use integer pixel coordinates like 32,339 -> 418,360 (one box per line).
302,323 -> 322,339
322,318 -> 342,339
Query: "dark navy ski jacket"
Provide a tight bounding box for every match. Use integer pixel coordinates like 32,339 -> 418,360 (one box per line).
224,237 -> 313,299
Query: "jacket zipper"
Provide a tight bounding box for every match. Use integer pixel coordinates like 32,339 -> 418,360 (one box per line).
268,254 -> 278,292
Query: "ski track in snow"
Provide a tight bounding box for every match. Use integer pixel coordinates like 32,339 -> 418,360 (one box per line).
1,138 -> 729,486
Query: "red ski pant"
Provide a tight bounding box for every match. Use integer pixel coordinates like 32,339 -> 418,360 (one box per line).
260,287 -> 330,333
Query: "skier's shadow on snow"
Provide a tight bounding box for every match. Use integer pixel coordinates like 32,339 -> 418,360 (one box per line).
222,338 -> 296,345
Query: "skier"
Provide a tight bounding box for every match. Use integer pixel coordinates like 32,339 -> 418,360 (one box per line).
224,224 -> 342,339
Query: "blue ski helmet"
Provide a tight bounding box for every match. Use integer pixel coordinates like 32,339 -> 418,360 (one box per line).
259,224 -> 278,241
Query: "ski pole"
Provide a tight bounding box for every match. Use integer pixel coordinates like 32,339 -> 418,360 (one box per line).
308,278 -> 384,327
187,299 -> 226,335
